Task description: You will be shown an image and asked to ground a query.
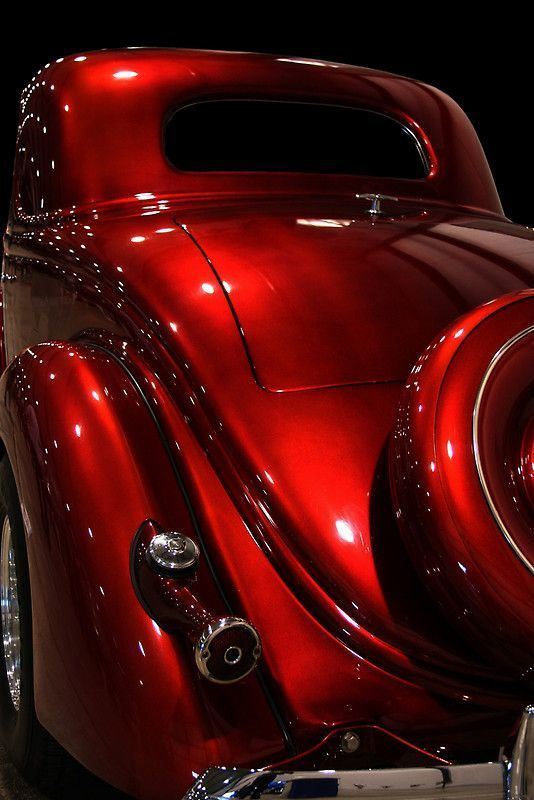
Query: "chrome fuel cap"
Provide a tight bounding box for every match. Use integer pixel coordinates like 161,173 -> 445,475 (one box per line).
148,531 -> 199,575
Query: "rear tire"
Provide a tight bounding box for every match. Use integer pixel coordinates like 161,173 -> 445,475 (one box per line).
0,454 -> 68,791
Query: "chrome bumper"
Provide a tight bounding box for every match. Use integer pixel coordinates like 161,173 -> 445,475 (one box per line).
184,707 -> 534,800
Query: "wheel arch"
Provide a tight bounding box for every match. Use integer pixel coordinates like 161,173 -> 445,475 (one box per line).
0,340 -> 284,798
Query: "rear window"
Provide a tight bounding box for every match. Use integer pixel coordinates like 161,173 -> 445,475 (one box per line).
165,100 -> 428,179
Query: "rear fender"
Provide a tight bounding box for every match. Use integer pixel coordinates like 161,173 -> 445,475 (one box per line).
0,341 -> 283,800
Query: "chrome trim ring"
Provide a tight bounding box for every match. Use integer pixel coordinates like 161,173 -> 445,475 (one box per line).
0,516 -> 21,710
195,617 -> 261,684
473,325 -> 534,576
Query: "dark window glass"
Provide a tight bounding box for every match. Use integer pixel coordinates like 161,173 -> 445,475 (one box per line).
165,100 -> 428,179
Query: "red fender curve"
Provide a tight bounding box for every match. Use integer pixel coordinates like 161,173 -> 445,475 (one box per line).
390,290 -> 534,681
0,341 -> 284,800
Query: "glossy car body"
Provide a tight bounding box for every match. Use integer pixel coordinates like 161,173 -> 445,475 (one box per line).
1,49 -> 533,800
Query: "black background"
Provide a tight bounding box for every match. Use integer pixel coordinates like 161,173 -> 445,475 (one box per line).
1,12 -> 532,229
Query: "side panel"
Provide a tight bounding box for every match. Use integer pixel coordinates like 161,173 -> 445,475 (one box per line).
1,220 -> 526,769
0,342 -> 284,800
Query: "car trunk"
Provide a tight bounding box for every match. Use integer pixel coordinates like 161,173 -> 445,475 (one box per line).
178,199 -> 533,391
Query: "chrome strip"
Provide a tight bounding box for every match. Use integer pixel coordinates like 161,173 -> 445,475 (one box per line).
510,705 -> 534,799
0,516 -> 21,710
185,763 -> 506,800
472,325 -> 534,576
183,707 -> 534,800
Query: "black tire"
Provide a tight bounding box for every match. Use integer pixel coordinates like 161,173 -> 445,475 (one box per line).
0,454 -> 68,791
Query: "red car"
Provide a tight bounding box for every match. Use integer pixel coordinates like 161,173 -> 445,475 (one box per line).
1,48 -> 533,800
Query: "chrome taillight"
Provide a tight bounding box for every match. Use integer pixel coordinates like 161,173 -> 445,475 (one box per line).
131,519 -> 262,684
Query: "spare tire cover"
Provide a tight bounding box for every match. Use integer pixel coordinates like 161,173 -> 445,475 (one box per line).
390,290 -> 534,680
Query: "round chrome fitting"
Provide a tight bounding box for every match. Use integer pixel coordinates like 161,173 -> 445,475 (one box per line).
341,731 -> 361,754
148,530 -> 199,575
195,617 -> 262,684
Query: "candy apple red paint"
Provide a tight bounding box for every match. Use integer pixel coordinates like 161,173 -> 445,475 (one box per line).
0,49 -> 533,800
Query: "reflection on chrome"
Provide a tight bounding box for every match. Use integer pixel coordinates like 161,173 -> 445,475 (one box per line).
0,517 -> 21,711
185,764 -> 507,800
